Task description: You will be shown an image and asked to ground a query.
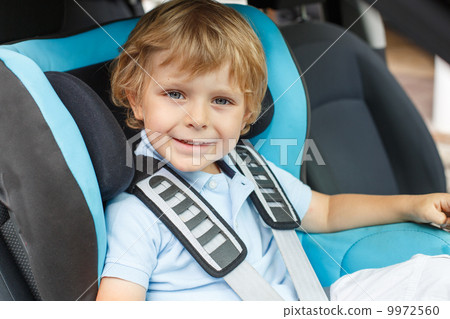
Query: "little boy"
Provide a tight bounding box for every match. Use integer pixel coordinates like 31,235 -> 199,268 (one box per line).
97,0 -> 450,301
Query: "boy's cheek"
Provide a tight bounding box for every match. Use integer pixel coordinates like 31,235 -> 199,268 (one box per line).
145,130 -> 171,149
222,138 -> 239,154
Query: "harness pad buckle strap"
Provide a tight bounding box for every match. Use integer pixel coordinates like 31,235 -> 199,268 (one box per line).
133,164 -> 247,278
229,140 -> 301,230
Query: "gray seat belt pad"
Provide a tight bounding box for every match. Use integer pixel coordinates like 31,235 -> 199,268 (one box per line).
130,156 -> 283,300
229,140 -> 328,301
134,167 -> 245,277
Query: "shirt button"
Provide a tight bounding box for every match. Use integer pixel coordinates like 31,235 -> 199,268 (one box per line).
208,180 -> 218,189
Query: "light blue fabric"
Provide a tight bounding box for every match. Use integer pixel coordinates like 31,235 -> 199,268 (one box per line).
300,222 -> 450,287
101,131 -> 312,300
2,19 -> 138,72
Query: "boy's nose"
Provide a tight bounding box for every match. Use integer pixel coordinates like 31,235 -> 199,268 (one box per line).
185,104 -> 209,129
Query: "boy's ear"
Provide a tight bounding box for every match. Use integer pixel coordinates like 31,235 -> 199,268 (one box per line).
126,90 -> 143,120
241,111 -> 253,130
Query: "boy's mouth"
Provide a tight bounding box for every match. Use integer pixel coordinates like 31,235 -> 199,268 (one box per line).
173,137 -> 216,146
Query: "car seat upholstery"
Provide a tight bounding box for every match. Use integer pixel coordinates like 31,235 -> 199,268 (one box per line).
0,19 -> 139,300
281,21 -> 447,195
0,4 -> 448,300
0,53 -> 101,300
280,20 -> 450,286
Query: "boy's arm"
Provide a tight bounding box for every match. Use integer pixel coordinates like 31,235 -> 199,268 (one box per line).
301,191 -> 450,233
96,277 -> 146,301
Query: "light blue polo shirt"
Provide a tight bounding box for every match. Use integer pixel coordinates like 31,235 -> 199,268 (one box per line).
102,131 -> 312,300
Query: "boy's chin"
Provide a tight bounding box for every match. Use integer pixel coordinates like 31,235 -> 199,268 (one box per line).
170,160 -> 219,174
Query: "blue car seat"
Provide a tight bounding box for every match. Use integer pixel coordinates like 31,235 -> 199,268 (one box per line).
280,20 -> 450,286
0,4 -> 448,300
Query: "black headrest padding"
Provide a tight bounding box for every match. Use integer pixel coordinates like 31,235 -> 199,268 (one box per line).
67,61 -> 140,139
45,71 -> 134,201
241,88 -> 274,139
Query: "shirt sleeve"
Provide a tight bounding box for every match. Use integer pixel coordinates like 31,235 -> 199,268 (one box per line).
101,192 -> 162,290
266,160 -> 312,220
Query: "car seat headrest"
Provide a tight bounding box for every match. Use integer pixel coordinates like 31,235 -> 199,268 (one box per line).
45,71 -> 134,202
241,88 -> 274,139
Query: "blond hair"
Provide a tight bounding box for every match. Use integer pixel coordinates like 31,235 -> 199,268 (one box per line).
110,0 -> 267,134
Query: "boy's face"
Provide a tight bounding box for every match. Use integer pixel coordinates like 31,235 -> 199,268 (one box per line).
131,51 -> 251,174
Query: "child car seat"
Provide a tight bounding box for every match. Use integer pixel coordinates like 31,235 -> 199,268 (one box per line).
280,20 -> 450,286
0,4 -> 448,300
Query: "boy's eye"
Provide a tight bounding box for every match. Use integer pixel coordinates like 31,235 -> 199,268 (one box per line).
167,91 -> 184,100
214,98 -> 231,105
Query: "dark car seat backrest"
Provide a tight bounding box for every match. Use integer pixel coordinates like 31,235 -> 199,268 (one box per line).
0,203 -> 35,300
0,0 -> 144,44
282,21 -> 446,195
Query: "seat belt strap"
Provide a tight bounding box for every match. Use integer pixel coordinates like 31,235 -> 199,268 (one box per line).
224,261 -> 283,300
229,140 -> 328,301
128,156 -> 283,300
272,230 -> 328,300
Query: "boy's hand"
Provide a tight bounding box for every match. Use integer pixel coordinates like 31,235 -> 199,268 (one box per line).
409,193 -> 450,228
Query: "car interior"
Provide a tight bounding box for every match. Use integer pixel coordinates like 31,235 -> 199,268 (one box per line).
0,0 -> 449,300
